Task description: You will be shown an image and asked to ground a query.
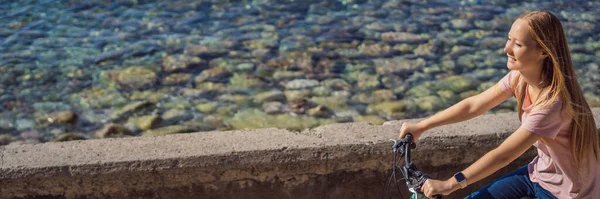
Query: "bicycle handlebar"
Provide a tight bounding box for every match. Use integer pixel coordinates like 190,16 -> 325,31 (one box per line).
392,133 -> 443,199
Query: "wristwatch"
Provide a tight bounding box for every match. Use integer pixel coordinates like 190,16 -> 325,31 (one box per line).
454,172 -> 468,189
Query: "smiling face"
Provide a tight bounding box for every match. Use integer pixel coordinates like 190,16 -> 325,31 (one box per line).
504,19 -> 547,72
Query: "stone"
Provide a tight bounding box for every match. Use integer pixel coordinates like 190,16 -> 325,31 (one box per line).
112,67 -> 157,90
288,98 -> 318,114
53,133 -> 87,142
273,71 -> 305,81
229,73 -> 265,90
415,96 -> 447,112
322,78 -> 352,90
373,57 -> 425,76
129,90 -> 169,103
311,86 -> 332,97
353,72 -> 380,91
128,114 -> 162,131
436,76 -> 477,94
195,67 -> 233,83
229,63 -> 255,73
95,123 -> 135,138
450,19 -> 472,30
380,32 -> 429,44
181,88 -> 218,98
358,42 -> 391,56
47,111 -> 78,125
142,125 -> 194,136
196,82 -> 227,91
181,118 -> 220,132
284,90 -> 311,102
244,37 -> 279,49
255,90 -> 286,103
263,101 -> 285,114
162,54 -> 206,73
367,100 -> 416,120
110,101 -> 154,122
392,44 -> 415,53
307,105 -> 334,118
71,87 -> 127,109
161,73 -> 192,86
196,102 -> 220,113
285,79 -> 320,90
162,109 -> 193,126
0,134 -> 12,145
202,115 -> 230,131
184,44 -> 228,59
309,96 -> 348,111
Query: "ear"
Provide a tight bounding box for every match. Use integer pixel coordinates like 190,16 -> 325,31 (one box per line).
539,50 -> 549,60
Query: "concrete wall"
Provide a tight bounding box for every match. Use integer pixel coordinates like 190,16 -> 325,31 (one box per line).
1,108 -> 599,199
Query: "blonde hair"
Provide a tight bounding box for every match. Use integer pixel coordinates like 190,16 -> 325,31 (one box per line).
511,11 -> 599,175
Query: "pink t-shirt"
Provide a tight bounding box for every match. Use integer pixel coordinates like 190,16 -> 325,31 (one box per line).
498,71 -> 599,199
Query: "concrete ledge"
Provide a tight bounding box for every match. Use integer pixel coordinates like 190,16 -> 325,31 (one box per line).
1,108 -> 599,199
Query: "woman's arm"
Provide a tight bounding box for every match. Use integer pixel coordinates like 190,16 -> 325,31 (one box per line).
420,84 -> 512,131
400,84 -> 513,139
422,128 -> 541,197
461,128 -> 540,187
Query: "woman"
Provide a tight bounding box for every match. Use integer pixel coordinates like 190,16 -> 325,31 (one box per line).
398,11 -> 599,199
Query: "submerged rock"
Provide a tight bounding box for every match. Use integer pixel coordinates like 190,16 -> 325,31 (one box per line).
128,114 -> 162,131
285,79 -> 320,90
110,101 -> 154,122
0,134 -> 12,145
142,125 -> 194,136
162,54 -> 206,73
367,100 -> 417,120
263,101 -> 286,114
112,67 -> 157,90
196,102 -> 220,114
54,133 -> 87,142
161,73 -> 192,86
161,109 -> 193,126
95,123 -> 135,138
47,111 -> 78,125
194,67 -> 233,83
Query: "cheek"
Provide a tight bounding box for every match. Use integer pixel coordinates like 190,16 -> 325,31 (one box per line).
514,48 -> 529,59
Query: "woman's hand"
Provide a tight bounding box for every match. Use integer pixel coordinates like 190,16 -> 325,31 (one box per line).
399,122 -> 427,142
421,179 -> 459,198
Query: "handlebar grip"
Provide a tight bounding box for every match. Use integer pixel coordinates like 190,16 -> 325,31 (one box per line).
433,194 -> 443,199
404,133 -> 413,142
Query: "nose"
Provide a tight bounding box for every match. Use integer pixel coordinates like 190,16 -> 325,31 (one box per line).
504,41 -> 511,54
504,40 -> 513,55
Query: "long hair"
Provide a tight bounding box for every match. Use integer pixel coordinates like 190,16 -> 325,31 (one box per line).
513,11 -> 599,175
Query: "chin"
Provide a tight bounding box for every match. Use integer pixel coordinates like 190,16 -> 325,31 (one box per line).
506,63 -> 520,70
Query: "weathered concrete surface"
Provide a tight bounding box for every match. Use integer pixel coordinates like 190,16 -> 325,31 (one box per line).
1,108 -> 599,199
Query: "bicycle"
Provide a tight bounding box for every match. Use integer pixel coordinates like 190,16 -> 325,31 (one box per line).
382,133 -> 442,199
382,134 -> 536,199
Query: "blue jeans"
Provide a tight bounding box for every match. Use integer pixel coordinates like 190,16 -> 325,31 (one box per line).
465,166 -> 557,199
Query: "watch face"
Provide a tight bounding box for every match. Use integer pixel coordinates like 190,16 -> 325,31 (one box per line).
455,172 -> 466,182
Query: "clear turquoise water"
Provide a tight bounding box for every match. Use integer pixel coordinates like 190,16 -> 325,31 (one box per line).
0,0 -> 599,144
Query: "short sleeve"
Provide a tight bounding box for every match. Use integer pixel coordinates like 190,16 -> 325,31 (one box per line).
497,70 -> 517,95
520,102 -> 564,139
